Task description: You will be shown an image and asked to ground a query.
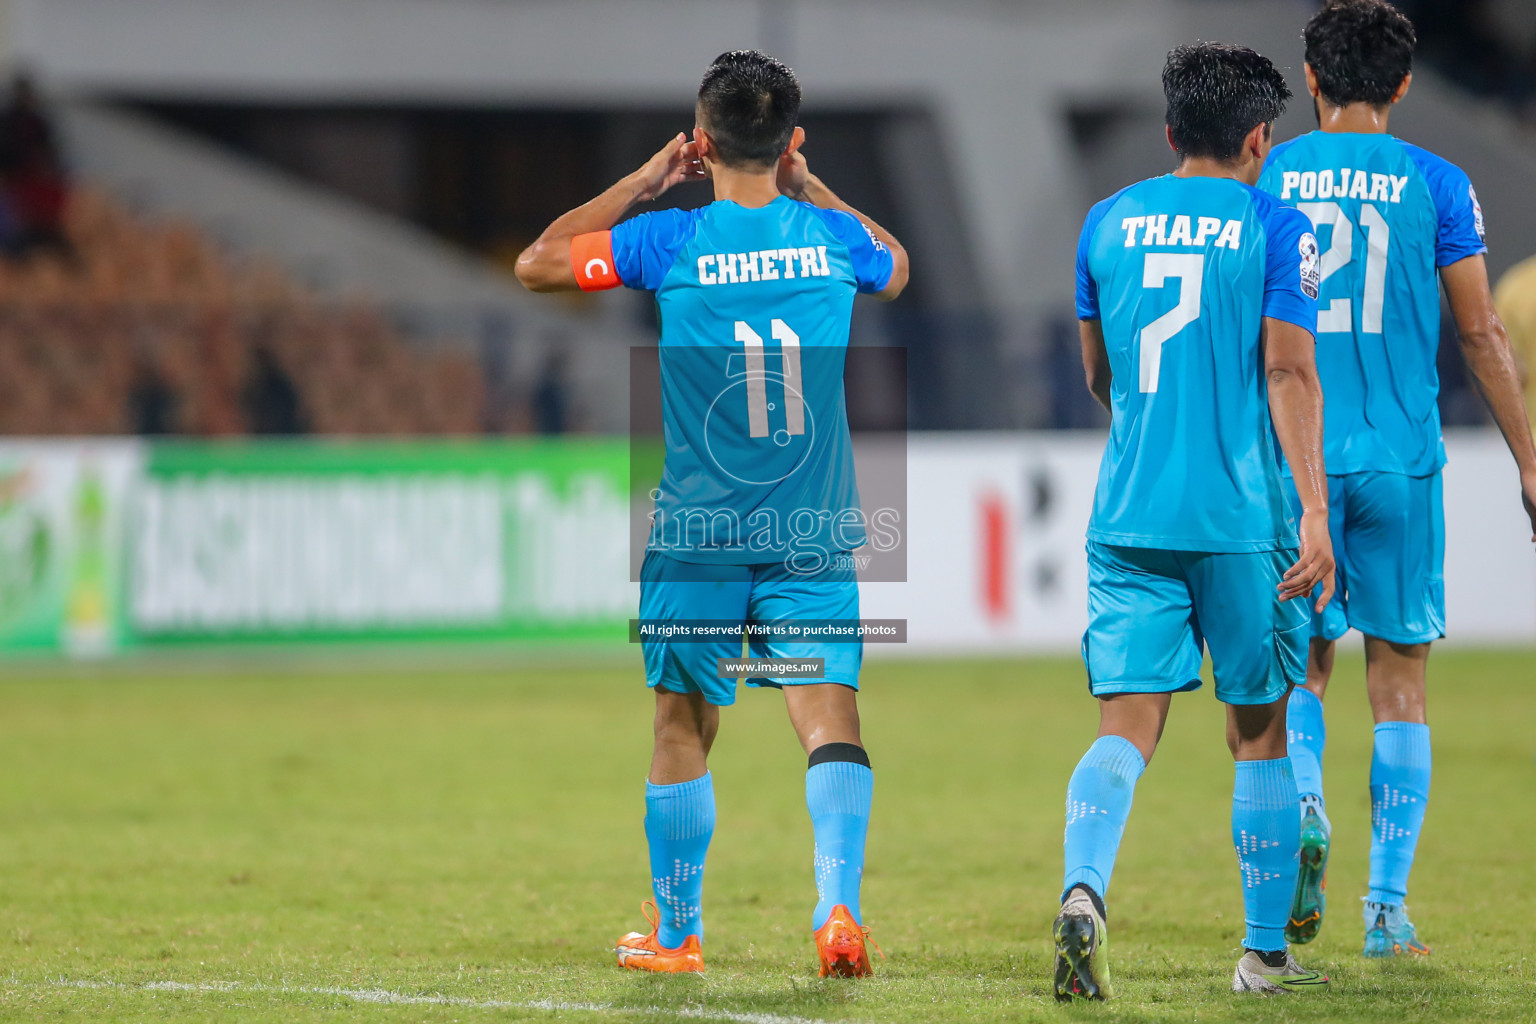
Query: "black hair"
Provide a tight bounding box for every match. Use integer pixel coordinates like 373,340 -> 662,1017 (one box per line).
1163,43 -> 1292,162
1304,0 -> 1415,108
697,49 -> 801,168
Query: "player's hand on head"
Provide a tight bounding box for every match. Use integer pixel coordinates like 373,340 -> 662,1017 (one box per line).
675,139 -> 707,183
777,150 -> 808,200
1280,509 -> 1336,611
634,134 -> 708,202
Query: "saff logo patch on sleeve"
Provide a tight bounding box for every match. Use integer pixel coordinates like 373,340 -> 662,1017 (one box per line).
1298,232 -> 1320,300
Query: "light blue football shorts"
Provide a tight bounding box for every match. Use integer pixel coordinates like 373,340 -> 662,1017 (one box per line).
638,550 -> 862,706
1082,541 -> 1308,706
1287,470 -> 1445,645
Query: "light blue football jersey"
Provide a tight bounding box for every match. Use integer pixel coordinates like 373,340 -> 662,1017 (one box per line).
1258,133 -> 1486,476
1076,174 -> 1319,553
612,197 -> 893,565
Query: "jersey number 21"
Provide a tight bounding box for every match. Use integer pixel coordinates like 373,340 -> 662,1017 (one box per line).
1297,201 -> 1389,334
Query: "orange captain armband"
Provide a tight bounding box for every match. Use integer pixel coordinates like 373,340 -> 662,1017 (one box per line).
571,231 -> 622,291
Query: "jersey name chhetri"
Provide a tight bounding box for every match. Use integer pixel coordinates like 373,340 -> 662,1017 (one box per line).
696,246 -> 833,284
607,196 -> 893,568
1258,133 -> 1487,476
1076,174 -> 1318,553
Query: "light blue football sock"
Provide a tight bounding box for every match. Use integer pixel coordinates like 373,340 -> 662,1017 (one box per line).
1368,722 -> 1431,904
645,772 -> 714,948
1061,735 -> 1146,902
1286,687 -> 1327,805
1233,757 -> 1300,953
806,755 -> 873,931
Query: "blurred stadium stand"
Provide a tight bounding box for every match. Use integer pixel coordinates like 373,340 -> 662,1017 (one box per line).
0,182 -> 496,436
0,0 -> 1533,434
57,100 -> 648,434
1397,0 -> 1536,121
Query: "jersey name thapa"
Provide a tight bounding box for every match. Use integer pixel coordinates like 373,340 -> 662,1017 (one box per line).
1258,132 -> 1486,477
1076,174 -> 1319,554
576,196 -> 893,566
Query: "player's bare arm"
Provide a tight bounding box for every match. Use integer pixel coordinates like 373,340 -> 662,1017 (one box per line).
1079,319 -> 1111,412
1262,316 -> 1335,610
777,151 -> 909,300
1441,254 -> 1536,540
513,133 -> 707,293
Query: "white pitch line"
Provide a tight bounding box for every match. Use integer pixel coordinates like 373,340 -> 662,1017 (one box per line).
42,977 -> 852,1024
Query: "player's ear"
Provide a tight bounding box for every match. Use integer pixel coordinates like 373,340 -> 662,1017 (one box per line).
693,125 -> 715,162
1244,122 -> 1268,163
1165,125 -> 1177,153
1391,72 -> 1412,105
1303,63 -> 1322,100
785,125 -> 805,156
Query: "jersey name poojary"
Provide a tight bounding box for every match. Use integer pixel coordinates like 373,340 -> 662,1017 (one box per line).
697,246 -> 831,285
1274,169 -> 1410,203
1116,214 -> 1243,249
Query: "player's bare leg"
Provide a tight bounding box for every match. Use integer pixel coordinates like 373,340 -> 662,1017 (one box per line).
1285,637 -> 1334,944
1054,692 -> 1169,1001
1226,695 -> 1289,761
784,682 -> 861,753
1226,694 -> 1328,993
1363,636 -> 1428,725
1361,636 -> 1432,957
617,690 -> 720,973
650,689 -> 719,783
1097,691 -> 1172,765
1303,637 -> 1334,701
784,683 -> 878,977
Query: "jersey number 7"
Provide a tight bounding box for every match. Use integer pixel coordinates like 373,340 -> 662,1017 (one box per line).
1139,253 -> 1204,393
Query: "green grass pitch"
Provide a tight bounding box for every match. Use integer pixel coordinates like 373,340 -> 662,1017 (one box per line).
1,648 -> 1533,1022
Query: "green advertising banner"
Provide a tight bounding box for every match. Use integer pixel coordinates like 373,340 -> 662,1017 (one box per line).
0,442 -> 139,656
0,439 -> 636,655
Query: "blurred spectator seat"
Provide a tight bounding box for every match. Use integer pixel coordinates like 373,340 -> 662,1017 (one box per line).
0,186 -> 486,437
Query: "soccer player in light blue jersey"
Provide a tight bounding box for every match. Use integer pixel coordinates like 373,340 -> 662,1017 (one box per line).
1258,0 -> 1536,958
1054,44 -> 1334,999
515,50 -> 907,978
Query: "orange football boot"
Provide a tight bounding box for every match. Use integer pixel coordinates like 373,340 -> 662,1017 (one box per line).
813,904 -> 883,978
614,899 -> 705,973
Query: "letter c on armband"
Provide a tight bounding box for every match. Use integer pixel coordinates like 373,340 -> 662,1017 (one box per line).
571,231 -> 622,291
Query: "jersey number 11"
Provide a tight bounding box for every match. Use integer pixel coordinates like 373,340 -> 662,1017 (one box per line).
737,319 -> 805,438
